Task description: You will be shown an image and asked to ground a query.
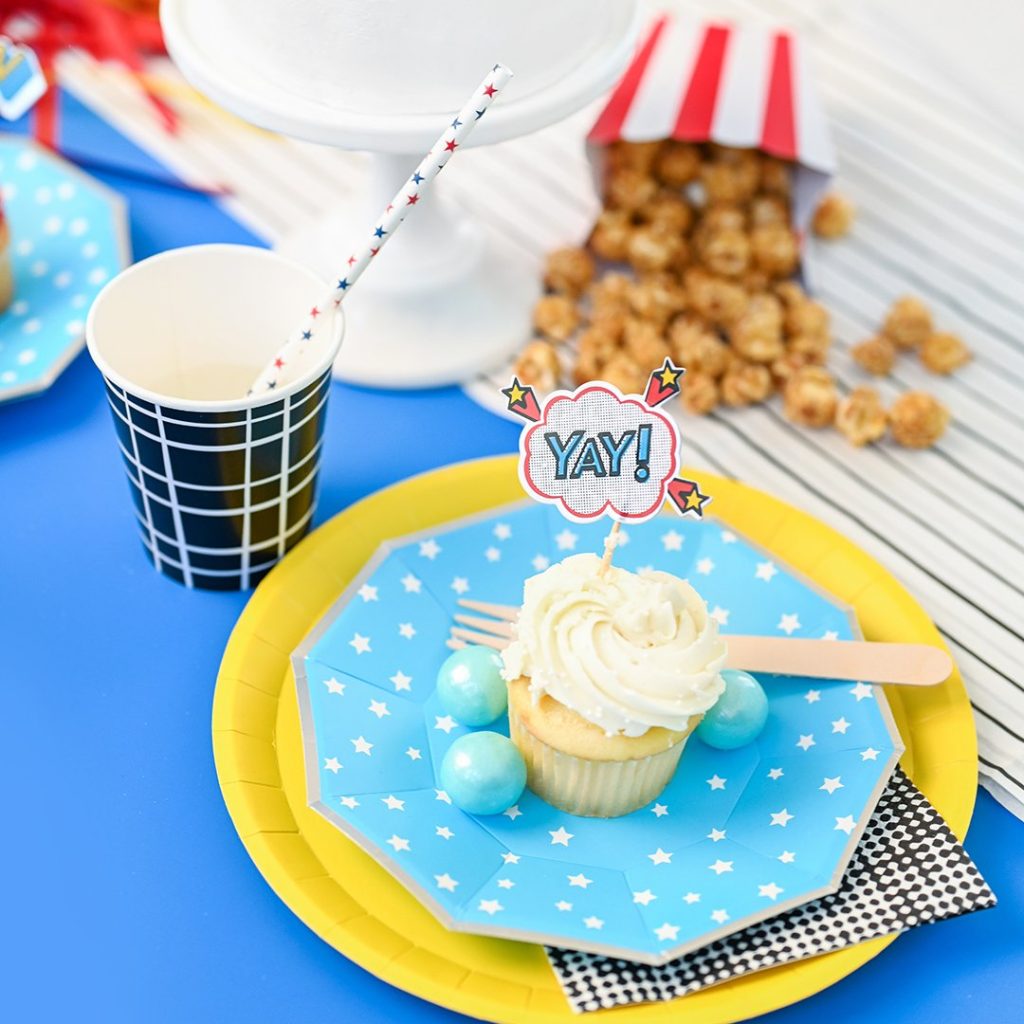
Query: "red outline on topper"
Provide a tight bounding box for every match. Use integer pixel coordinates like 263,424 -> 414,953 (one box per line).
518,382 -> 682,524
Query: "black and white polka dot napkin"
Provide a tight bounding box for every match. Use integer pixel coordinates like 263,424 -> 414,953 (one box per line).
546,768 -> 995,1013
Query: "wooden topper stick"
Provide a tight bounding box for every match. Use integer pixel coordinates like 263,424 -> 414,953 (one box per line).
599,521 -> 621,577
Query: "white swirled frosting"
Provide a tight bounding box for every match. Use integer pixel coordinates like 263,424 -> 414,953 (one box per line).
501,553 -> 727,737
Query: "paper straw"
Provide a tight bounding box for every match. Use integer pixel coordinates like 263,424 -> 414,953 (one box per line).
248,63 -> 514,396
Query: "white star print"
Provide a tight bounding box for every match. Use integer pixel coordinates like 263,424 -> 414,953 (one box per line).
478,899 -> 503,915
324,677 -> 346,695
850,682 -> 874,701
822,630 -> 839,640
390,671 -> 412,691
400,573 -> 421,593
340,796 -> 359,809
583,916 -> 604,930
778,850 -> 795,864
708,859 -> 733,875
435,789 -> 452,804
450,577 -> 470,595
797,734 -> 816,751
503,804 -> 522,820
398,622 -> 417,639
386,835 -> 410,852
502,852 -> 520,864
777,613 -> 801,635
768,768 -> 784,780
555,529 -> 578,551
405,747 -> 422,761
696,557 -> 715,575
349,633 -> 371,654
770,808 -> 794,827
357,584 -> 378,602
531,554 -> 550,571
568,873 -> 592,888
710,606 -> 730,626
707,774 -> 727,790
651,803 -> 669,817
861,747 -> 880,761
493,523 -> 511,540
368,699 -> 390,719
497,878 -> 515,890
710,909 -> 730,924
759,882 -> 784,901
707,828 -> 727,842
419,539 -> 441,560
721,530 -> 737,544
820,776 -> 844,795
435,873 -> 458,891
382,795 -> 405,811
324,757 -> 341,773
434,715 -> 457,734
435,826 -> 453,840
654,923 -> 679,941
804,689 -> 821,704
835,815 -> 857,835
555,900 -> 573,912
832,717 -> 850,734
755,560 -> 778,581
351,736 -> 373,756
614,529 -> 629,547
484,546 -> 501,562
635,565 -> 654,574
683,892 -> 701,904
649,848 -> 673,865
633,890 -> 657,906
549,826 -> 574,846
661,530 -> 683,551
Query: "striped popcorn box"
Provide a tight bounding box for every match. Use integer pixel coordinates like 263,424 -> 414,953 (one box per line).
86,244 -> 343,590
588,15 -> 837,238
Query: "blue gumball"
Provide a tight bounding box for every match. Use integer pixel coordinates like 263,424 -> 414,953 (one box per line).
436,645 -> 508,727
440,732 -> 527,816
696,669 -> 769,750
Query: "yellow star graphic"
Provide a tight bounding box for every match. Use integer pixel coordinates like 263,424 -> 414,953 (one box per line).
505,380 -> 526,406
684,489 -> 705,512
658,364 -> 679,388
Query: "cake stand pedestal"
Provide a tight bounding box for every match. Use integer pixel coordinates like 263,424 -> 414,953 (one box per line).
161,1 -> 638,388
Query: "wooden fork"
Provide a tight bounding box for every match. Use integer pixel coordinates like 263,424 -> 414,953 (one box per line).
449,599 -> 953,687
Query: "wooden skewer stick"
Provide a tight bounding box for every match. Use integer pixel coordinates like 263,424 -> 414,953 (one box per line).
598,521 -> 621,577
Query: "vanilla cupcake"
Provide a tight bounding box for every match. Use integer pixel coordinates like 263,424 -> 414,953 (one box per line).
501,553 -> 727,818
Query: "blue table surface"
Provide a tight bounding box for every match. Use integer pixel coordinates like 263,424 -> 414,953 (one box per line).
2,94 -> 1022,1024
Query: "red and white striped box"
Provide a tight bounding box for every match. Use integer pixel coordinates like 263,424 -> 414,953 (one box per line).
588,15 -> 836,237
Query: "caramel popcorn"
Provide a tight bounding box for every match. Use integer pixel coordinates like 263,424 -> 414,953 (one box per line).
920,331 -> 972,374
785,298 -> 830,344
622,317 -> 670,367
851,335 -> 896,376
654,140 -> 702,187
514,339 -> 562,393
573,326 -> 618,384
730,294 -> 785,363
750,223 -> 799,278
696,203 -> 747,239
605,165 -> 658,212
669,317 -> 729,377
770,350 -> 817,386
783,366 -> 839,427
589,305 -> 628,343
700,149 -> 760,204
607,139 -> 662,174
543,246 -> 596,297
626,223 -> 685,274
812,192 -> 855,239
740,269 -> 772,294
749,193 -> 790,228
721,361 -> 774,406
774,279 -> 807,309
759,157 -> 792,197
700,228 -> 751,278
588,271 -> 632,310
588,209 -> 632,262
601,351 -> 647,395
685,268 -> 749,327
883,296 -> 932,350
627,273 -> 687,326
680,370 -> 720,415
639,191 -> 694,235
889,391 -> 949,448
835,386 -> 887,446
787,331 -> 830,364
532,294 -> 579,342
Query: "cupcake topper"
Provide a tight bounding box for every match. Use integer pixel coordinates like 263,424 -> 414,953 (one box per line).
0,37 -> 47,121
503,359 -> 711,530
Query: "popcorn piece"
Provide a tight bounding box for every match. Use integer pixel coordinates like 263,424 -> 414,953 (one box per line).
883,296 -> 933,350
759,157 -> 792,197
573,326 -> 618,384
622,318 -> 670,367
639,191 -> 694,234
605,165 -> 658,212
607,140 -> 662,175
721,360 -> 773,406
750,223 -> 800,279
787,331 -> 830,364
654,140 -> 702,187
681,370 -> 720,415
812,192 -> 855,239
889,391 -> 949,448
544,247 -> 595,297
700,228 -> 751,278
770,350 -> 817,386
774,279 -> 807,309
835,386 -> 887,446
600,352 -> 648,395
669,317 -> 729,377
851,335 -> 896,376
921,331 -> 972,374
532,294 -> 579,342
588,209 -> 632,262
749,193 -> 790,228
740,269 -> 772,294
785,298 -> 830,344
685,268 -> 748,327
626,224 -> 685,274
700,149 -> 760,204
695,204 -> 747,241
514,340 -> 562,393
588,271 -> 632,310
783,366 -> 839,427
627,273 -> 687,326
730,294 -> 785,363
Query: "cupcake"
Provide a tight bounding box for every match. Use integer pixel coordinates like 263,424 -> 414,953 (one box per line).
0,197 -> 12,314
501,552 -> 727,818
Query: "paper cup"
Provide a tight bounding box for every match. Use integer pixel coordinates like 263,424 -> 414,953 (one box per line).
86,244 -> 344,590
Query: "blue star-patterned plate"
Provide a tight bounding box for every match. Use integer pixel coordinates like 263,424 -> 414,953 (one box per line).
293,501 -> 903,964
0,137 -> 130,403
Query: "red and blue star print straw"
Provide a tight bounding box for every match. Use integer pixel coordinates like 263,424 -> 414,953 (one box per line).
248,62 -> 514,396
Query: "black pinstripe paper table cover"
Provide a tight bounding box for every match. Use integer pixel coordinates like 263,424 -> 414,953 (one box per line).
546,767 -> 995,1012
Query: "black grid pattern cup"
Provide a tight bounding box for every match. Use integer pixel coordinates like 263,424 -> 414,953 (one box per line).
86,244 -> 343,590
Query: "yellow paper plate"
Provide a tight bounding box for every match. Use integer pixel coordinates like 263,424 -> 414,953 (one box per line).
213,456 -> 977,1023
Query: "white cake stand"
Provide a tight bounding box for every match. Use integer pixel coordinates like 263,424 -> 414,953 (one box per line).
161,2 -> 638,388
